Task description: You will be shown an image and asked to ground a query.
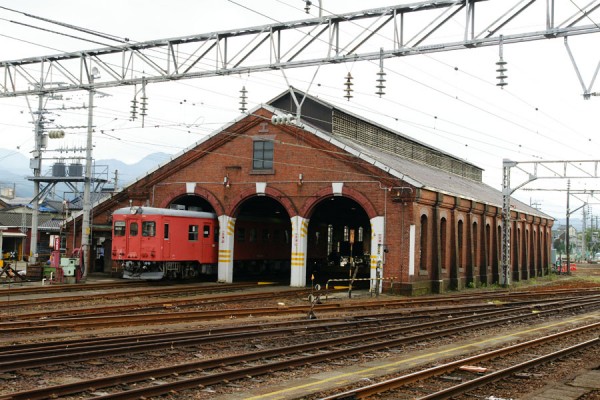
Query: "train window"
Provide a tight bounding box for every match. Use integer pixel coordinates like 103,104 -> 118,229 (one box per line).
252,140 -> 274,170
237,228 -> 245,242
203,225 -> 210,238
249,228 -> 257,242
188,225 -> 198,241
262,228 -> 270,241
164,223 -> 169,240
273,229 -> 280,243
142,221 -> 156,237
114,221 -> 126,237
214,226 -> 219,242
130,222 -> 138,237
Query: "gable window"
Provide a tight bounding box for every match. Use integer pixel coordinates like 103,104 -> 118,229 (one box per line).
253,140 -> 274,171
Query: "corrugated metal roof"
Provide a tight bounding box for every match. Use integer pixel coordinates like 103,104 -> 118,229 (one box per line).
331,136 -> 546,217
0,213 -> 57,228
38,218 -> 63,231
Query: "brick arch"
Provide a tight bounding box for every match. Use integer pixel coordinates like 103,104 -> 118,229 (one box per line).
159,186 -> 225,215
227,186 -> 297,218
299,186 -> 378,219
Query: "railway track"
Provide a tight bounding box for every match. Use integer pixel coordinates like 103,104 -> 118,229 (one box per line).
1,300 -> 573,371
1,294 -> 599,399
0,281 -> 271,307
0,286 -> 317,321
0,280 -> 147,291
319,323 -> 600,399
2,289 -> 600,334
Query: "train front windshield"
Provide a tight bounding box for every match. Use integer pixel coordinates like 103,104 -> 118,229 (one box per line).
114,221 -> 126,237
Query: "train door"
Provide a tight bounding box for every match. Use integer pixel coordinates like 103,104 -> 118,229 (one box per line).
162,219 -> 171,260
201,221 -> 218,264
127,217 -> 141,258
140,219 -> 157,260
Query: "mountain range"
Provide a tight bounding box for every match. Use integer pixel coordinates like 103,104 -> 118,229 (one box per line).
0,149 -> 172,199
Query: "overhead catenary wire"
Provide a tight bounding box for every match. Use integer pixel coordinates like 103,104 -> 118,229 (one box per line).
0,1 -> 596,188
0,0 -> 593,159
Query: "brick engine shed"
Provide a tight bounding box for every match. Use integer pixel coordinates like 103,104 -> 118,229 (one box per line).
65,89 -> 553,295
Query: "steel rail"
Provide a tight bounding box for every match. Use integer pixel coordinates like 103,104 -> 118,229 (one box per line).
1,296 -> 599,390
0,281 -> 266,307
320,322 -> 600,399
1,300 -> 553,359
2,293 -> 599,334
417,337 -> 600,399
71,310 -> 600,399
1,287 -> 315,321
0,294 -> 584,357
0,304 -> 524,371
0,280 -> 147,292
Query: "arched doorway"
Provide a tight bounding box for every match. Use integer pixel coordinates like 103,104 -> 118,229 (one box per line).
306,196 -> 371,287
232,196 -> 292,283
169,195 -> 216,213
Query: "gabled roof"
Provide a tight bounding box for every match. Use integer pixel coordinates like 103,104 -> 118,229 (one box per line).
266,90 -> 549,219
91,89 -> 550,220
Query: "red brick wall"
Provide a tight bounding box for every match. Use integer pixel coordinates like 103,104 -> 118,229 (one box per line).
66,108 -> 555,293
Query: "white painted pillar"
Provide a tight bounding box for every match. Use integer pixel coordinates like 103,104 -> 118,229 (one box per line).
370,216 -> 385,292
217,215 -> 235,283
290,215 -> 309,287
409,224 -> 416,277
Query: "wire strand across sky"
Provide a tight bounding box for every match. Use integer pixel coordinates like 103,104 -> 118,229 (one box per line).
1,0 -> 600,218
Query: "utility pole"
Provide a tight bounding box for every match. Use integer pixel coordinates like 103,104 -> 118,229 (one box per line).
113,170 -> 119,192
30,93 -> 44,264
582,205 -> 587,261
81,67 -> 99,280
566,180 -> 571,274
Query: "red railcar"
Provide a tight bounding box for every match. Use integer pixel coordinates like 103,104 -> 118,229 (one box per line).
111,207 -> 218,280
232,216 -> 292,277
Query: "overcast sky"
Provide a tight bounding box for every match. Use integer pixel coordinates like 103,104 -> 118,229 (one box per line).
1,0 -> 600,220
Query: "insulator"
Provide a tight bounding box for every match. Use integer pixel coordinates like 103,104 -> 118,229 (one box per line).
239,86 -> 248,113
376,70 -> 386,97
344,72 -> 354,101
376,48 -> 386,97
271,113 -> 295,125
304,0 -> 312,13
130,98 -> 138,120
496,59 -> 508,88
48,130 -> 65,139
140,96 -> 148,116
496,35 -> 507,88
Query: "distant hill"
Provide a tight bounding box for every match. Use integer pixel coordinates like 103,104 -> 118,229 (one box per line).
0,149 -> 172,199
95,153 -> 174,187
555,218 -> 583,231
